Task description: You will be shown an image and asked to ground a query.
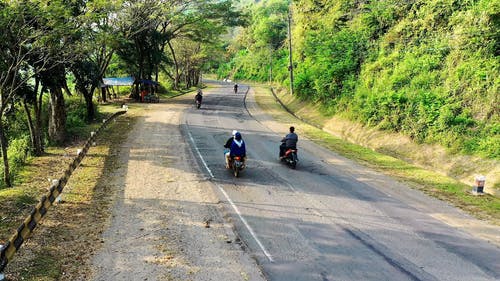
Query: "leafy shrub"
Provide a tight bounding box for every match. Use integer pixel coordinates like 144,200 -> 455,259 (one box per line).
477,135 -> 500,158
65,98 -> 92,138
0,135 -> 31,186
294,69 -> 316,99
8,136 -> 30,172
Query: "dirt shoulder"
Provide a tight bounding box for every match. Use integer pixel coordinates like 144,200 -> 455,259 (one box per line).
1,104 -> 137,281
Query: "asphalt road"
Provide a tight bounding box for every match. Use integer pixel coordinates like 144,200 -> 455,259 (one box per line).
183,82 -> 500,281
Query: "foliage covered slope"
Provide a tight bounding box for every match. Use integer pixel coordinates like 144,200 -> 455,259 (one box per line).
220,0 -> 499,159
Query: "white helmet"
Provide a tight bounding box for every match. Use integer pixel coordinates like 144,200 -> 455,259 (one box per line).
232,130 -> 238,136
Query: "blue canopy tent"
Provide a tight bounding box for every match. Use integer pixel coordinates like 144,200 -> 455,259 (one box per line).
101,77 -> 159,102
99,77 -> 135,102
102,76 -> 135,86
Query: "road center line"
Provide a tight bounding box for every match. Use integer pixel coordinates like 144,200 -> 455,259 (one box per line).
187,129 -> 214,178
186,127 -> 274,263
214,182 -> 275,263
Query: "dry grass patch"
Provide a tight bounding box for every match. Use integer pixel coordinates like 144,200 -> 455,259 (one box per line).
1,103 -> 142,281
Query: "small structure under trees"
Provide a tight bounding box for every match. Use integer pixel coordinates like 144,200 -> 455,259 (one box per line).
101,77 -> 159,103
101,76 -> 135,101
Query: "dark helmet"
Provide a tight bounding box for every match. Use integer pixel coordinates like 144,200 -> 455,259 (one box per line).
290,126 -> 295,133
234,132 -> 242,141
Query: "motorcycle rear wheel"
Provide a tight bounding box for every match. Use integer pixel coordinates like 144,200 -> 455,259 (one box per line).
291,153 -> 298,169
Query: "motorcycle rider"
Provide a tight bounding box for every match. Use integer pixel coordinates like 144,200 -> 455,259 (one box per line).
233,83 -> 238,94
226,132 -> 246,168
195,89 -> 203,105
280,126 -> 298,158
224,130 -> 238,149
224,130 -> 237,168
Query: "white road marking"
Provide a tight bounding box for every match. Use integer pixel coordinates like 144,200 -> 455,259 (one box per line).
214,182 -> 275,262
186,128 -> 274,263
187,130 -> 214,178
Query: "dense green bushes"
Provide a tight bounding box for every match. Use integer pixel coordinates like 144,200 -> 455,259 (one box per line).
0,96 -> 98,187
219,0 -> 499,159
66,98 -> 93,138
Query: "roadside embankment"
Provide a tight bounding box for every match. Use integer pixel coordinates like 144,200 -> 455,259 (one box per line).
250,85 -> 499,225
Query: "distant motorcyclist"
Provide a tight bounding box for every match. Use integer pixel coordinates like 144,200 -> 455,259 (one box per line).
195,89 -> 203,103
280,126 -> 298,158
233,83 -> 238,94
194,89 -> 203,108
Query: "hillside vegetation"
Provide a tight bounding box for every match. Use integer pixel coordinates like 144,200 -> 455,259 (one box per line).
219,0 -> 499,159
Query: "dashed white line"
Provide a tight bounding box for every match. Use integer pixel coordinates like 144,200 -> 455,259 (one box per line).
187,130 -> 214,178
186,127 -> 274,262
214,182 -> 275,262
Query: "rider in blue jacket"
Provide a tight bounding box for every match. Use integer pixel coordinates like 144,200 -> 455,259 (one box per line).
226,132 -> 246,168
230,132 -> 246,157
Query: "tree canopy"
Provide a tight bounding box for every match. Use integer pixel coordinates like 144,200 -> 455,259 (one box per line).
0,0 -> 245,187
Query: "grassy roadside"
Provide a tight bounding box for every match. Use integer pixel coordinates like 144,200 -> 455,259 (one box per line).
252,85 -> 500,225
0,102 -> 143,281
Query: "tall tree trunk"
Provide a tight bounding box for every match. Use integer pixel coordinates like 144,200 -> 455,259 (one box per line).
48,87 -> 66,144
22,100 -> 43,156
100,86 -> 107,103
185,62 -> 190,88
85,85 -> 97,121
25,79 -> 44,156
155,65 -> 159,84
24,100 -> 36,152
84,88 -> 95,122
34,86 -> 44,154
155,65 -> 159,93
167,41 -> 180,90
0,118 -> 11,187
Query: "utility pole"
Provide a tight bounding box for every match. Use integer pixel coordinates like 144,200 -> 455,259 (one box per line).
287,6 -> 294,95
269,48 -> 273,84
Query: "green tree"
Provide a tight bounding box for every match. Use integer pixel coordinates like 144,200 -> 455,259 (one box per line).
219,0 -> 289,82
116,0 -> 245,90
0,1 -> 55,186
70,0 -> 122,118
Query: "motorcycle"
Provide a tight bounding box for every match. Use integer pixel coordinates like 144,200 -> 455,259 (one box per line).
195,99 -> 201,109
281,148 -> 298,169
229,155 -> 245,177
